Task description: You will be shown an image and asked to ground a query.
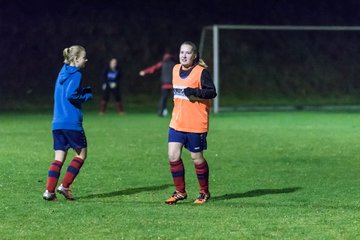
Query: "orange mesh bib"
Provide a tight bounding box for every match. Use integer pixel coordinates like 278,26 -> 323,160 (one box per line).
169,64 -> 210,133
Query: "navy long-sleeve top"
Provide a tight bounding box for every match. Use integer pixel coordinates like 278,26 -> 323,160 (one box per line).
179,65 -> 217,99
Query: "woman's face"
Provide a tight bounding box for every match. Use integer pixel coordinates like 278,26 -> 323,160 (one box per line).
75,51 -> 88,68
179,44 -> 196,68
110,58 -> 117,69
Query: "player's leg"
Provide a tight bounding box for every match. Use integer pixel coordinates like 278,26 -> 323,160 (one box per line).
158,89 -> 168,117
57,130 -> 88,200
113,87 -> 124,114
62,148 -> 87,189
165,128 -> 187,204
43,131 -> 69,201
188,132 -> 210,204
190,151 -> 210,204
100,85 -> 110,114
168,142 -> 185,192
57,148 -> 86,200
164,89 -> 172,116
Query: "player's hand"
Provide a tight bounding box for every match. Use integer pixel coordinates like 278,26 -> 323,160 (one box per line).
87,93 -> 93,100
83,86 -> 92,94
102,83 -> 107,91
183,87 -> 197,97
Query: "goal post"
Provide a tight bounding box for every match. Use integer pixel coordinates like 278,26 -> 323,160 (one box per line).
199,25 -> 360,113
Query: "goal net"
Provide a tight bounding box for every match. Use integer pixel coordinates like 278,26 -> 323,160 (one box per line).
200,25 -> 360,113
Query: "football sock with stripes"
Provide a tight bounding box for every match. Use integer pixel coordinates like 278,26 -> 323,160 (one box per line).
46,160 -> 64,193
61,157 -> 84,188
195,160 -> 209,193
170,159 -> 185,193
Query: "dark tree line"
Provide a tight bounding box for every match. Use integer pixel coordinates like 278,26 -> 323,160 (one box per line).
1,0 -> 360,107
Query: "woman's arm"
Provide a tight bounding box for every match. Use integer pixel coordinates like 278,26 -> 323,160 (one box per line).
184,69 -> 217,99
140,61 -> 163,75
66,73 -> 93,104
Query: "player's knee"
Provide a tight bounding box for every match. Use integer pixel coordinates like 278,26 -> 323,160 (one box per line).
190,152 -> 204,164
193,158 -> 205,165
168,152 -> 180,162
76,154 -> 86,161
75,148 -> 87,161
81,151 -> 87,160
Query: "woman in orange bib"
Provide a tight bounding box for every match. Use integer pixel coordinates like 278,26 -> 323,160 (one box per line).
165,41 -> 217,205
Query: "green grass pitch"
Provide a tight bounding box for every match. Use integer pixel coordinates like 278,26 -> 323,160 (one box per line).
1,111 -> 360,239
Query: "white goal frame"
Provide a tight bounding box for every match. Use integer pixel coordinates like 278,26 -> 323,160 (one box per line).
199,25 -> 360,113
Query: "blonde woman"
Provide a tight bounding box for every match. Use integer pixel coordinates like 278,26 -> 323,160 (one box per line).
43,45 -> 92,201
165,41 -> 217,205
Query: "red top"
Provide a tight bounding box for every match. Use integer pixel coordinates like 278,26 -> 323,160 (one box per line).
140,53 -> 175,89
140,53 -> 173,74
141,61 -> 162,75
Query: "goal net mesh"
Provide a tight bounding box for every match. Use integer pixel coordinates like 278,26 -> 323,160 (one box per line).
201,27 -> 360,110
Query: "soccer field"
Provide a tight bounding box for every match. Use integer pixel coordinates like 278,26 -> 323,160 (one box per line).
1,111 -> 359,239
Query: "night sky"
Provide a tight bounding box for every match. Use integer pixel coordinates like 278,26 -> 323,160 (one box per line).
1,0 -> 360,101
3,0 -> 360,30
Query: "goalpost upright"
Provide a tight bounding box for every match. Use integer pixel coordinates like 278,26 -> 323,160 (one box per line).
199,25 -> 360,113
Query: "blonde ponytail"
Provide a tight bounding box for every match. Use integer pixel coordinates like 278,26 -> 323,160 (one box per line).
63,48 -> 71,64
198,58 -> 208,68
63,45 -> 85,65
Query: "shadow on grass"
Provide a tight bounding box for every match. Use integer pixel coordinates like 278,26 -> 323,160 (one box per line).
212,187 -> 302,201
78,184 -> 172,199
